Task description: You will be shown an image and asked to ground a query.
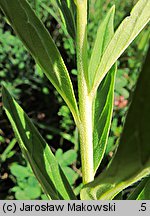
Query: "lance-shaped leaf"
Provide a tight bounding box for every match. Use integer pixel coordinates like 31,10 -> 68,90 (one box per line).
93,65 -> 116,173
89,6 -> 116,172
56,0 -> 76,39
0,0 -> 80,126
2,86 -> 77,200
91,0 -> 150,94
127,177 -> 150,200
89,6 -> 115,87
80,47 -> 150,200
135,179 -> 150,200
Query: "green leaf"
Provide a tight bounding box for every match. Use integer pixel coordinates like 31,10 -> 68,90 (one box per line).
0,0 -> 80,126
93,65 -> 116,173
24,186 -> 41,199
55,149 -> 78,185
89,6 -> 115,86
90,6 -> 116,172
41,194 -> 49,200
62,150 -> 77,166
13,176 -> 42,200
80,47 -> 150,200
10,163 -> 31,180
28,176 -> 40,187
56,0 -> 76,39
91,0 -> 150,94
62,167 -> 78,185
55,149 -> 77,166
15,189 -> 31,200
136,178 -> 150,200
2,86 -> 76,200
127,178 -> 150,200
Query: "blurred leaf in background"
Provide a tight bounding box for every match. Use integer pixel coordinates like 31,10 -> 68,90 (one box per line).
10,163 -> 45,200
55,149 -> 79,185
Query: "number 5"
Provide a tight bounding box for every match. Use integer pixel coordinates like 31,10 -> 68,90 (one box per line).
141,203 -> 146,211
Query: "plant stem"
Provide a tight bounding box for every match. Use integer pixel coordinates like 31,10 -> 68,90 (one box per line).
79,88 -> 94,184
76,0 -> 94,184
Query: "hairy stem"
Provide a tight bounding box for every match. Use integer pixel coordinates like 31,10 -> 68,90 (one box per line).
76,0 -> 94,184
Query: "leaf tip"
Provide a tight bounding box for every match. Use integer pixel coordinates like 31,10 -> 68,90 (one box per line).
110,5 -> 115,15
1,84 -> 7,99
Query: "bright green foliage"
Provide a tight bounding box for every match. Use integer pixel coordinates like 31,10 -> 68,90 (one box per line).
91,0 -> 150,94
11,164 -> 32,180
10,163 -> 43,200
90,7 -> 116,172
93,65 -> 116,173
2,86 -> 76,200
0,0 -> 80,126
55,149 -> 79,185
89,6 -> 115,86
80,47 -> 150,200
